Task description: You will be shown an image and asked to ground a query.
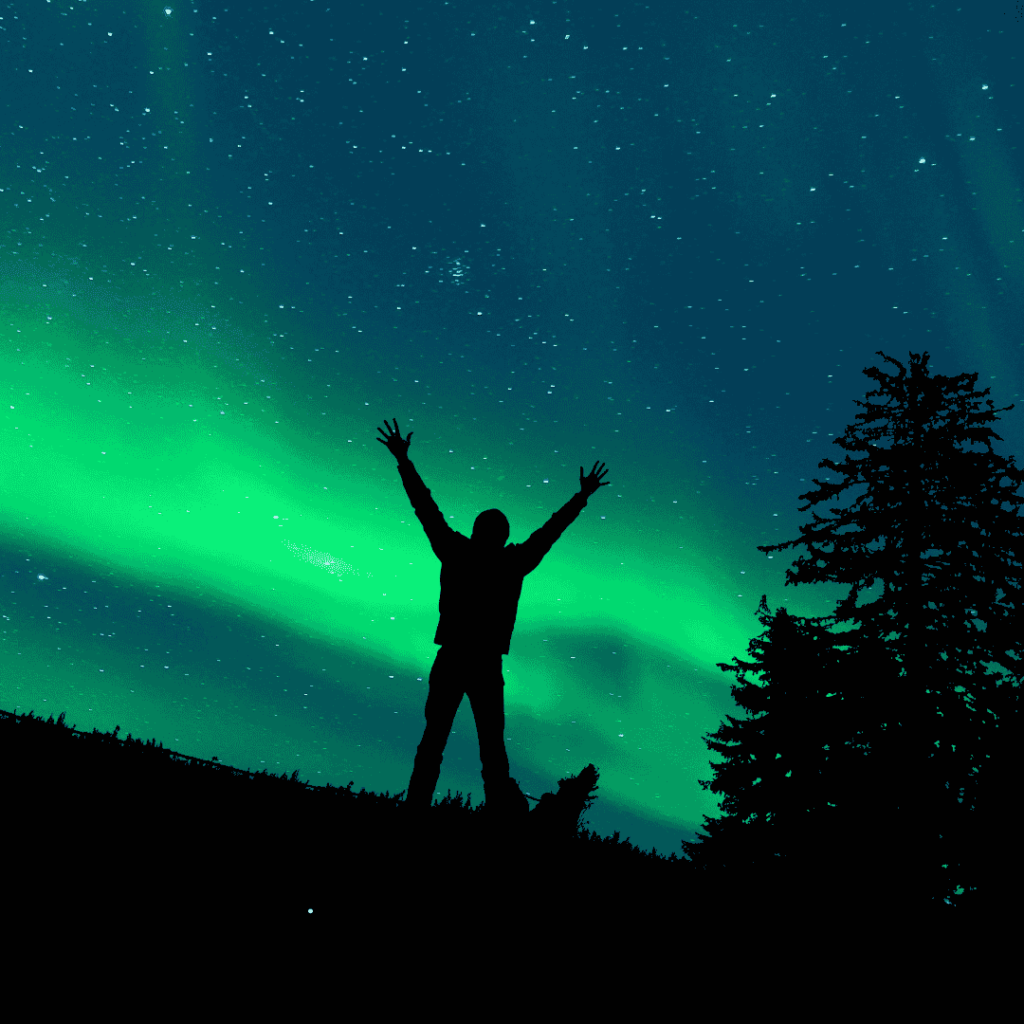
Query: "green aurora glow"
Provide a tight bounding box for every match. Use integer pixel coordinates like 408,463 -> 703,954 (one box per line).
2,2 -> 1021,860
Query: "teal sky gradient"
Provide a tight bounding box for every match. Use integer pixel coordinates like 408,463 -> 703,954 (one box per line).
1,1 -> 1021,859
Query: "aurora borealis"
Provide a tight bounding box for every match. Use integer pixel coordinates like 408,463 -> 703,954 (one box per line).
1,1 -> 1022,861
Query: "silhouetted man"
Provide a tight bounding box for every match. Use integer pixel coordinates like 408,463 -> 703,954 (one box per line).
376,417 -> 610,821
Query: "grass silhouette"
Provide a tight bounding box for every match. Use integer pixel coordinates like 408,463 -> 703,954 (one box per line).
4,707 -> 691,929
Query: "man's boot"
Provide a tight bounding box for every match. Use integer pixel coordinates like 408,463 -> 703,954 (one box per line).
404,764 -> 438,819
484,775 -> 530,819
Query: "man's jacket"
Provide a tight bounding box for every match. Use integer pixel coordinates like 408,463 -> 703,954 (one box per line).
396,457 -> 589,655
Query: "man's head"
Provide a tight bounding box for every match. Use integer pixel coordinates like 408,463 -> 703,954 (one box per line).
472,508 -> 509,548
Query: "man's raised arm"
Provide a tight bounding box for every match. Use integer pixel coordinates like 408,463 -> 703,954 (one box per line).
517,461 -> 612,576
377,417 -> 451,555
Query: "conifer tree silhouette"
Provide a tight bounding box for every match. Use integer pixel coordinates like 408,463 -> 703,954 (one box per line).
679,597 -> 896,911
684,351 -> 1023,910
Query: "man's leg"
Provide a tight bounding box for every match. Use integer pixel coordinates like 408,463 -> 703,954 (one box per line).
406,647 -> 464,811
466,653 -> 514,805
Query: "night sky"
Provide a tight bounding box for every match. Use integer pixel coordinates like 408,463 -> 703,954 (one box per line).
1,1 -> 1022,861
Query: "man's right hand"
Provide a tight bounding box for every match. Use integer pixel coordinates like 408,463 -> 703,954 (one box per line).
377,417 -> 414,461
580,461 -> 610,497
